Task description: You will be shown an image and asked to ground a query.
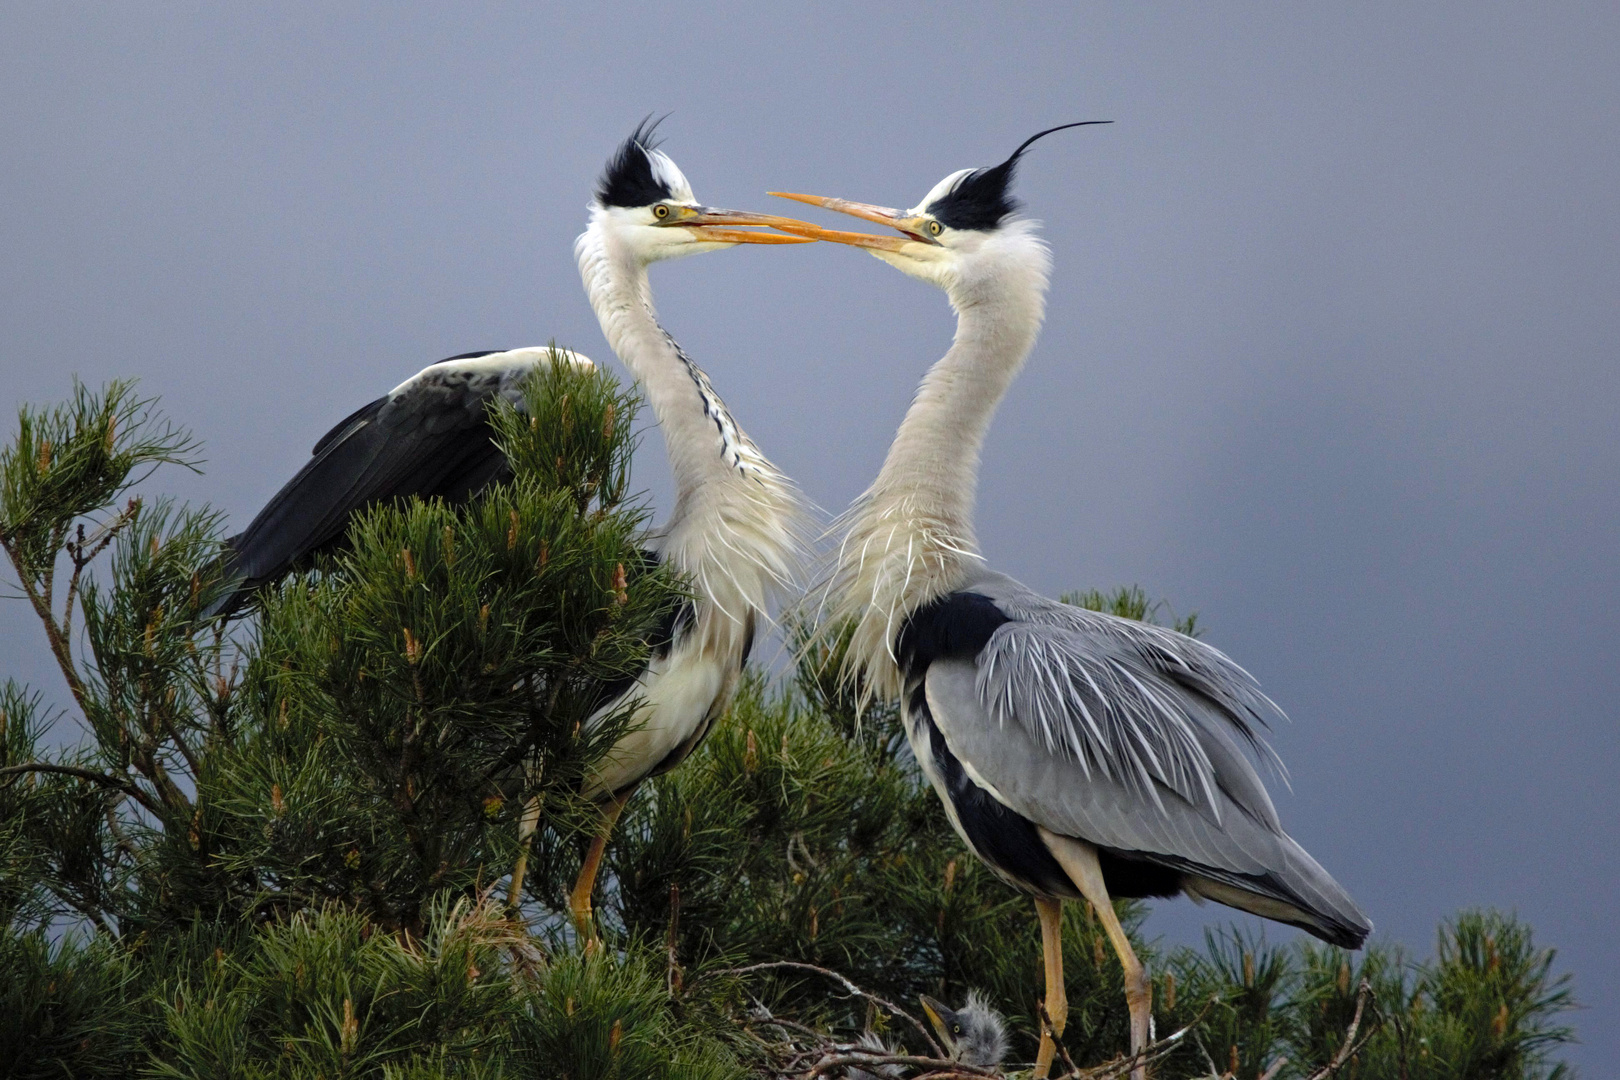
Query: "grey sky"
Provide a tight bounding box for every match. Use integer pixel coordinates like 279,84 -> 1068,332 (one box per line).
3,3 -> 1615,1068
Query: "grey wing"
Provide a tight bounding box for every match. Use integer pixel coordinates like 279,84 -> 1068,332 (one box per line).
965,573 -> 1285,816
927,657 -> 1368,945
207,348 -> 568,617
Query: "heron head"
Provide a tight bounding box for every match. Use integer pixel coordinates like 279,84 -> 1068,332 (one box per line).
768,122 -> 1109,292
920,991 -> 1008,1068
591,119 -> 813,263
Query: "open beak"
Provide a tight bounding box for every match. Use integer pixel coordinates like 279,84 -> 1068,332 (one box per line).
671,205 -> 818,245
765,192 -> 931,251
919,994 -> 957,1054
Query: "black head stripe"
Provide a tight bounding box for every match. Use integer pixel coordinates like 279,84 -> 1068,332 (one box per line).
925,120 -> 1112,231
596,116 -> 673,209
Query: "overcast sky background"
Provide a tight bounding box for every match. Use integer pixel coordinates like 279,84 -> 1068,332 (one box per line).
2,3 -> 1616,1068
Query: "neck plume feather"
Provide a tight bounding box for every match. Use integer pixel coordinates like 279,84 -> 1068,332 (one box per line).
822,235 -> 1049,699
576,217 -> 809,650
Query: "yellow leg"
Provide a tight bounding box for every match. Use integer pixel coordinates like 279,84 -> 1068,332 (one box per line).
1041,829 -> 1152,1080
507,795 -> 545,910
568,792 -> 630,944
1033,896 -> 1068,1078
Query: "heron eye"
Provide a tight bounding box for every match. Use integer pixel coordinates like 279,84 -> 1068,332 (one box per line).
952,1024 -> 962,1035
928,220 -> 943,236
653,204 -> 671,219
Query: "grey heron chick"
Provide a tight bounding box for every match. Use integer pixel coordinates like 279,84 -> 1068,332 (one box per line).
777,123 -> 1370,1079
921,992 -> 1008,1068
844,1032 -> 904,1080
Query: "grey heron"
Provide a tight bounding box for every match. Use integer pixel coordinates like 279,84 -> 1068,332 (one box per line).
206,123 -> 815,936
563,122 -> 814,934
776,124 -> 1370,1077
921,992 -> 1008,1068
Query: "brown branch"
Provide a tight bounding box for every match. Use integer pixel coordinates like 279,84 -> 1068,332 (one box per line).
1051,1007 -> 1209,1080
1304,979 -> 1377,1080
665,880 -> 683,996
1039,1001 -> 1080,1077
0,761 -> 161,815
718,960 -> 944,1057
105,795 -> 139,860
61,499 -> 140,658
60,522 -> 87,657
1257,1057 -> 1289,1080
0,533 -> 92,718
158,707 -> 203,780
743,1012 -> 827,1043
129,742 -> 191,815
56,884 -> 113,937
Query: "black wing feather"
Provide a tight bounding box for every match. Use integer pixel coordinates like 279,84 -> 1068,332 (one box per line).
206,353 -> 515,618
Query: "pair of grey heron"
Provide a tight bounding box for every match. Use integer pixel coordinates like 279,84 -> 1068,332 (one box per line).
213,121 -> 1369,1077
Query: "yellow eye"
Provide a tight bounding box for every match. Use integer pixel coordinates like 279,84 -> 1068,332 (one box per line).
653,204 -> 671,219
928,220 -> 943,236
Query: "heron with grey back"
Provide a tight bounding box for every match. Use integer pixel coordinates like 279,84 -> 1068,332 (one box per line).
776,124 -> 1370,1078
206,123 -> 817,938
562,122 -> 816,935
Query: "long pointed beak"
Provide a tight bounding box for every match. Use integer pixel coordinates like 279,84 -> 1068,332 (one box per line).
765,191 -> 924,251
679,206 -> 817,245
919,994 -> 955,1051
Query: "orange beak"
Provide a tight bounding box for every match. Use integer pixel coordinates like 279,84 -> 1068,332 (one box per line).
765,191 -> 930,251
674,206 -> 819,244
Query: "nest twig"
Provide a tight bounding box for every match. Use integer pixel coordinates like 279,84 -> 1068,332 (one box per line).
718,959 -> 945,1057
726,963 -> 1377,1080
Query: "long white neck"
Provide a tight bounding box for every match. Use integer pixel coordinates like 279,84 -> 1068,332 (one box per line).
828,225 -> 1050,695
576,213 -> 806,643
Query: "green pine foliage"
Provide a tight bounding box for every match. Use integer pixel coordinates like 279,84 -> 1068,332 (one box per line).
0,375 -> 1579,1078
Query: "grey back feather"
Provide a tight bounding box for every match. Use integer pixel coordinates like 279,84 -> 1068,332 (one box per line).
924,655 -> 1371,942
964,569 -> 1285,823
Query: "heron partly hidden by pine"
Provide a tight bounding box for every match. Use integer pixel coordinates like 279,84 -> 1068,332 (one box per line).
776,124 -> 1370,1077
206,122 -> 815,937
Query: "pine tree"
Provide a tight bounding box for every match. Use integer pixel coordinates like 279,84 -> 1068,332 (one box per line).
0,376 -> 1579,1078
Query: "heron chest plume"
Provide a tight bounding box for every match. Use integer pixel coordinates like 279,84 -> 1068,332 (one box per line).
822,248 -> 1047,701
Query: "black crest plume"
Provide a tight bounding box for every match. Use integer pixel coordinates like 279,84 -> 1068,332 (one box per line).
926,120 -> 1112,231
596,116 -> 674,208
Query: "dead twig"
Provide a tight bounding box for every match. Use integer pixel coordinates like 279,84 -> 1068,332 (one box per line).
1257,1057 -> 1289,1080
1051,1007 -> 1207,1080
716,959 -> 945,1057
1038,1001 -> 1080,1077
1303,979 -> 1378,1080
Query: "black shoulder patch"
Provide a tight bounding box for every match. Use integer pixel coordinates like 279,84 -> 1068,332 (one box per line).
926,121 -> 1111,232
596,118 -> 673,209
896,591 -> 1010,681
918,700 -> 1078,899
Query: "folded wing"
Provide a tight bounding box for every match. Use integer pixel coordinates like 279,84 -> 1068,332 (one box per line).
207,347 -> 583,617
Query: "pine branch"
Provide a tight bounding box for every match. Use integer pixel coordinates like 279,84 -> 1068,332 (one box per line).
0,761 -> 161,815
61,499 -> 141,658
0,531 -> 93,719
